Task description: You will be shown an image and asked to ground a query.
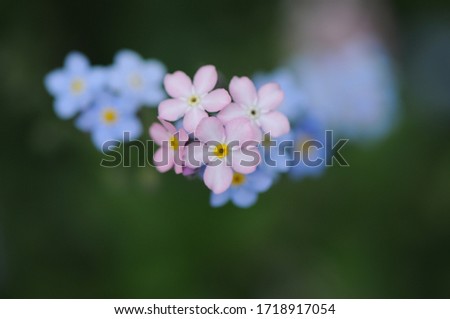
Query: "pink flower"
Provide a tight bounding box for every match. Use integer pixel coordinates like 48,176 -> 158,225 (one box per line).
218,76 -> 290,138
186,117 -> 260,194
158,65 -> 231,133
149,118 -> 188,174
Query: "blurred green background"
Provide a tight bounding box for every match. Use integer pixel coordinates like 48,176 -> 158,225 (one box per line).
1,0 -> 450,298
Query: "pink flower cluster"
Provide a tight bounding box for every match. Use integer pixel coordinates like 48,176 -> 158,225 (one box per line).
149,65 -> 290,194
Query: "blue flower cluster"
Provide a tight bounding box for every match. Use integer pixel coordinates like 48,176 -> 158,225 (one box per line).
210,68 -> 327,208
45,50 -> 166,150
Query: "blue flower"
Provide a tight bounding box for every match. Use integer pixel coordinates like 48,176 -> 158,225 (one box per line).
292,38 -> 399,141
108,50 -> 166,107
75,93 -> 142,150
210,168 -> 275,208
44,52 -> 106,119
253,68 -> 307,123
259,132 -> 295,175
289,116 -> 327,180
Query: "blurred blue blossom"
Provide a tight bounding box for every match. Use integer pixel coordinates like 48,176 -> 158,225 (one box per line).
210,168 -> 275,208
260,132 -> 295,175
108,50 -> 166,107
76,93 -> 142,150
253,68 -> 308,123
292,38 -> 398,142
289,116 -> 327,180
44,52 -> 106,119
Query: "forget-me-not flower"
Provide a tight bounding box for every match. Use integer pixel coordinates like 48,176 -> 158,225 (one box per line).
289,116 -> 327,180
210,168 -> 275,208
44,52 -> 106,119
108,50 -> 166,108
76,93 -> 142,150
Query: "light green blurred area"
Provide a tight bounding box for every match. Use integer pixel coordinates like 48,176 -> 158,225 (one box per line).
0,0 -> 450,298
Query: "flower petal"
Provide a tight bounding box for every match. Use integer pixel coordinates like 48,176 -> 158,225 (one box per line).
164,71 -> 192,98
92,127 -> 116,151
195,116 -> 225,144
259,111 -> 290,137
217,103 -> 247,124
65,52 -> 89,73
246,170 -> 274,192
230,149 -> 259,174
204,163 -> 233,194
158,118 -> 177,134
210,190 -> 231,207
229,76 -> 257,106
44,70 -> 67,95
230,187 -> 258,208
158,98 -> 188,121
153,147 -> 174,173
54,97 -> 80,119
143,59 -> 166,83
114,49 -> 141,68
149,122 -> 169,146
257,83 -> 284,111
178,128 -> 189,146
193,65 -> 217,95
202,89 -> 231,112
225,118 -> 258,146
183,107 -> 208,133
185,141 -> 206,168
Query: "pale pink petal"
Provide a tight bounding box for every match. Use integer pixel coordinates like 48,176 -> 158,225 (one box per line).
149,123 -> 169,146
202,89 -> 231,112
153,147 -> 174,173
178,128 -> 189,146
204,163 -> 233,194
217,103 -> 247,124
185,141 -> 206,168
229,76 -> 257,106
173,148 -> 185,174
193,65 -> 217,95
158,118 -> 177,134
158,98 -> 188,121
183,107 -> 208,133
257,83 -> 284,111
194,116 -> 225,144
230,148 -> 260,174
164,71 -> 192,98
259,111 -> 291,137
174,163 -> 183,174
224,118 -> 259,146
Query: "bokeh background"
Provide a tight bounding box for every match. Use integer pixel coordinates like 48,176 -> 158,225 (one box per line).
1,0 -> 450,298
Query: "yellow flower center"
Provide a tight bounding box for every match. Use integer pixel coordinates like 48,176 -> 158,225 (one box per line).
262,134 -> 273,148
296,135 -> 313,154
129,73 -> 143,89
169,135 -> 179,149
188,95 -> 200,106
102,108 -> 118,124
248,107 -> 260,119
213,143 -> 228,158
70,78 -> 85,94
232,173 -> 246,186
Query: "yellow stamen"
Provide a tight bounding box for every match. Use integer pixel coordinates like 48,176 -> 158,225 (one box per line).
213,144 -> 228,158
70,78 -> 85,94
296,135 -> 312,154
102,108 -> 118,124
232,173 -> 245,186
188,95 -> 200,106
129,74 -> 143,88
169,135 -> 179,149
262,134 -> 273,148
